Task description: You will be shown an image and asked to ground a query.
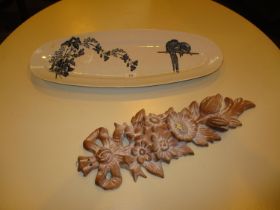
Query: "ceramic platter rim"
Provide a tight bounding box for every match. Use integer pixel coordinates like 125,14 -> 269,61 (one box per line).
30,29 -> 223,87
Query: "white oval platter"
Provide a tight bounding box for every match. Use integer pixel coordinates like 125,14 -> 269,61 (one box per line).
30,29 -> 223,87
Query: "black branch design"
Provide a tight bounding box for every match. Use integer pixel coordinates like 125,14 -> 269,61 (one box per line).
49,36 -> 138,78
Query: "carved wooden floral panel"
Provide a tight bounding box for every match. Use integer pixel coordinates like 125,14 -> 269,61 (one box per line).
77,94 -> 255,190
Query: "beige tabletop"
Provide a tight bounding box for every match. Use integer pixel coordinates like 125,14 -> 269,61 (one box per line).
0,0 -> 280,209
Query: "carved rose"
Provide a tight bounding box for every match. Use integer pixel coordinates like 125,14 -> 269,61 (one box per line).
96,148 -> 113,163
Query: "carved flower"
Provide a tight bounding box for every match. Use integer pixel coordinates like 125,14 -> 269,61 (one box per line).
131,140 -> 152,164
167,110 -> 197,141
152,129 -> 193,163
145,113 -> 163,127
77,94 -> 255,190
129,136 -> 164,179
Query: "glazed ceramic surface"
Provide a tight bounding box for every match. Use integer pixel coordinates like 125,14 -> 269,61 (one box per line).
30,29 -> 223,87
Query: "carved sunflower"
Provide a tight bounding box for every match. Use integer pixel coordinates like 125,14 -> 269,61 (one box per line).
167,110 -> 197,141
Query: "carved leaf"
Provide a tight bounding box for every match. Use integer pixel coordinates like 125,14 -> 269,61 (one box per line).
188,101 -> 200,120
160,151 -> 174,163
165,107 -> 175,115
223,97 -> 255,117
143,161 -> 164,178
123,155 -> 134,164
131,109 -> 146,126
199,94 -> 223,115
129,162 -> 147,181
124,125 -> 135,140
206,116 -> 229,131
228,117 -> 242,128
193,125 -> 221,146
180,107 -> 192,118
173,143 -> 194,157
223,97 -> 234,111
192,137 -> 208,146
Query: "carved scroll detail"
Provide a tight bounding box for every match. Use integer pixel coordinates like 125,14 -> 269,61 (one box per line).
77,94 -> 255,190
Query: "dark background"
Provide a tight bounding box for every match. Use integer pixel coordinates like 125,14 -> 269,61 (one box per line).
0,0 -> 279,48
0,0 -> 59,43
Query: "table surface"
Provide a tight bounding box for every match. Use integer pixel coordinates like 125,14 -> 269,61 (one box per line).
0,0 -> 280,209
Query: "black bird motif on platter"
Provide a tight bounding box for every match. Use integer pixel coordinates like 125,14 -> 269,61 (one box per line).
158,39 -> 199,72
